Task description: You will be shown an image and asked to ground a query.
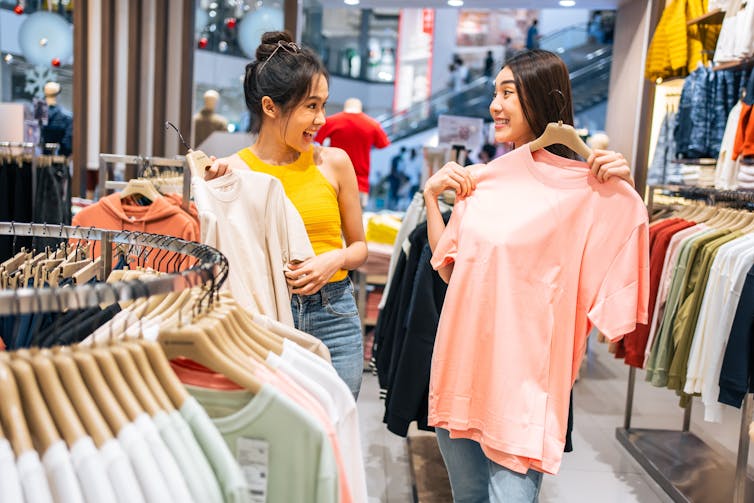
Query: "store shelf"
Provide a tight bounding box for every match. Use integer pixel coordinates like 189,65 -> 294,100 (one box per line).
616,428 -> 754,502
687,8 -> 725,26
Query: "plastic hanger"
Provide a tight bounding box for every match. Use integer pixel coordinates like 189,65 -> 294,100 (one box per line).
7,358 -> 61,454
50,351 -> 113,448
529,121 -> 592,160
158,325 -> 263,395
0,360 -> 34,456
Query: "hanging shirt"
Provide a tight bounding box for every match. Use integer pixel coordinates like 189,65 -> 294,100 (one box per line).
167,410 -> 224,503
17,450 -> 54,503
237,147 -> 348,283
429,145 -> 649,475
179,396 -> 250,503
133,413 -> 194,503
0,438 -> 24,503
98,438 -> 146,503
193,170 -> 314,325
41,440 -> 85,503
253,314 -> 332,363
188,383 -> 340,503
280,338 -> 369,503
69,436 -> 117,503
153,410 -> 222,503
117,422 -> 174,503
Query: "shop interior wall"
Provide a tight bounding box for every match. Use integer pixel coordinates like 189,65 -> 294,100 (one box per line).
604,0 -> 659,192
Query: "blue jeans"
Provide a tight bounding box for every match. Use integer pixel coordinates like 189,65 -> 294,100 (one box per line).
291,277 -> 363,400
436,428 -> 543,503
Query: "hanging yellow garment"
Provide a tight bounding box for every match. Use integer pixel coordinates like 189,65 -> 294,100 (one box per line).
645,0 -> 720,81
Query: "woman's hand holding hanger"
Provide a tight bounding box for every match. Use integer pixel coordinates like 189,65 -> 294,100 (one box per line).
285,250 -> 346,295
424,162 -> 483,201
587,150 -> 634,187
204,156 -> 232,181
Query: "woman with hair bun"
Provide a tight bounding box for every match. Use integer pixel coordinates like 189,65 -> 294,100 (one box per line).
206,31 -> 367,399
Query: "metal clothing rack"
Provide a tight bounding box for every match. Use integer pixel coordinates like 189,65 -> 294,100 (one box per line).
97,154 -> 191,212
617,184 -> 754,503
0,222 -> 227,316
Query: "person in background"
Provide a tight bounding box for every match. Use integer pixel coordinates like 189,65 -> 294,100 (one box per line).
526,19 -> 540,50
205,31 -> 367,399
484,50 -> 495,79
315,97 -> 390,209
422,49 -> 636,502
500,37 -> 513,66
386,147 -> 407,210
478,143 -> 498,163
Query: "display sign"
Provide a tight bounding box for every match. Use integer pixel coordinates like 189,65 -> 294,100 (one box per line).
437,114 -> 484,153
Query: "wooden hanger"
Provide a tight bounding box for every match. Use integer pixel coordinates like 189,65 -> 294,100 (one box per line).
50,351 -> 113,448
73,257 -> 103,285
135,339 -> 189,409
108,345 -> 162,417
122,341 -> 175,412
24,354 -> 87,448
529,121 -> 592,160
89,347 -> 145,421
120,178 -> 163,203
67,348 -> 130,435
0,360 -> 34,456
159,325 -> 263,395
7,358 -> 61,454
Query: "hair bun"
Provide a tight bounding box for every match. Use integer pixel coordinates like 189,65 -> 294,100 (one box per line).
257,31 -> 294,60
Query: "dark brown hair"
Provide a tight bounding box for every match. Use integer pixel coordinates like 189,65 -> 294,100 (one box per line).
503,50 -> 576,159
243,31 -> 329,133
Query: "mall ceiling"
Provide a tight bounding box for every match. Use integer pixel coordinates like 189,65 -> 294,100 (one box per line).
316,0 -> 627,8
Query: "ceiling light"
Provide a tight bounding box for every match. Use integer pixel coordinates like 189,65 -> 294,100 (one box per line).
448,0 -> 464,6
559,0 -> 576,6
344,0 -> 360,5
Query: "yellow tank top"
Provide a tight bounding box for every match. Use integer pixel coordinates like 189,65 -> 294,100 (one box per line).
237,147 -> 348,283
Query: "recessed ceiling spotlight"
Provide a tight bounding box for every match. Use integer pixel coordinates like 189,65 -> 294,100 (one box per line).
448,0 -> 464,6
344,0 -> 360,4
559,0 -> 576,6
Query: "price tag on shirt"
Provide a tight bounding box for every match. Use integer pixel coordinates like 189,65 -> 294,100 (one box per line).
237,437 -> 269,503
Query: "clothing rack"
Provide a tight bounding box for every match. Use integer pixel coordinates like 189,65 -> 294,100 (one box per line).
617,184 -> 754,503
0,222 -> 227,316
98,154 -> 191,212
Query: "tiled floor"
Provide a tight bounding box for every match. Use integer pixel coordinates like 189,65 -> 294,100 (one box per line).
357,339 -> 752,502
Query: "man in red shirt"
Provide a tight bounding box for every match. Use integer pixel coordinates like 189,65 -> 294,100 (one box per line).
315,98 -> 390,208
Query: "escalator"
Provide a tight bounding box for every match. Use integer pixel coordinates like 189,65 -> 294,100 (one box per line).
378,24 -> 613,143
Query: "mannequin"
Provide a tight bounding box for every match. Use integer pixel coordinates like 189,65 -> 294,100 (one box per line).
193,90 -> 228,147
41,81 -> 73,156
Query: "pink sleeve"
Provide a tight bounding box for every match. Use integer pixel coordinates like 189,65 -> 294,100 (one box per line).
587,222 -> 650,341
430,201 -> 465,270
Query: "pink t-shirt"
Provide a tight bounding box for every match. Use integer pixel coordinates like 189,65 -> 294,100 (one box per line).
430,145 -> 649,475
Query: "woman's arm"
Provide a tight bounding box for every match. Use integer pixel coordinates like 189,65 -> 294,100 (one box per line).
424,161 -> 477,284
286,147 -> 367,295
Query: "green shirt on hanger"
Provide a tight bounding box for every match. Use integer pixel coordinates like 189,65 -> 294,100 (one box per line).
667,231 -> 741,394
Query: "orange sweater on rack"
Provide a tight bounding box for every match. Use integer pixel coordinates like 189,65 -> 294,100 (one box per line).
733,103 -> 754,160
71,193 -> 197,271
